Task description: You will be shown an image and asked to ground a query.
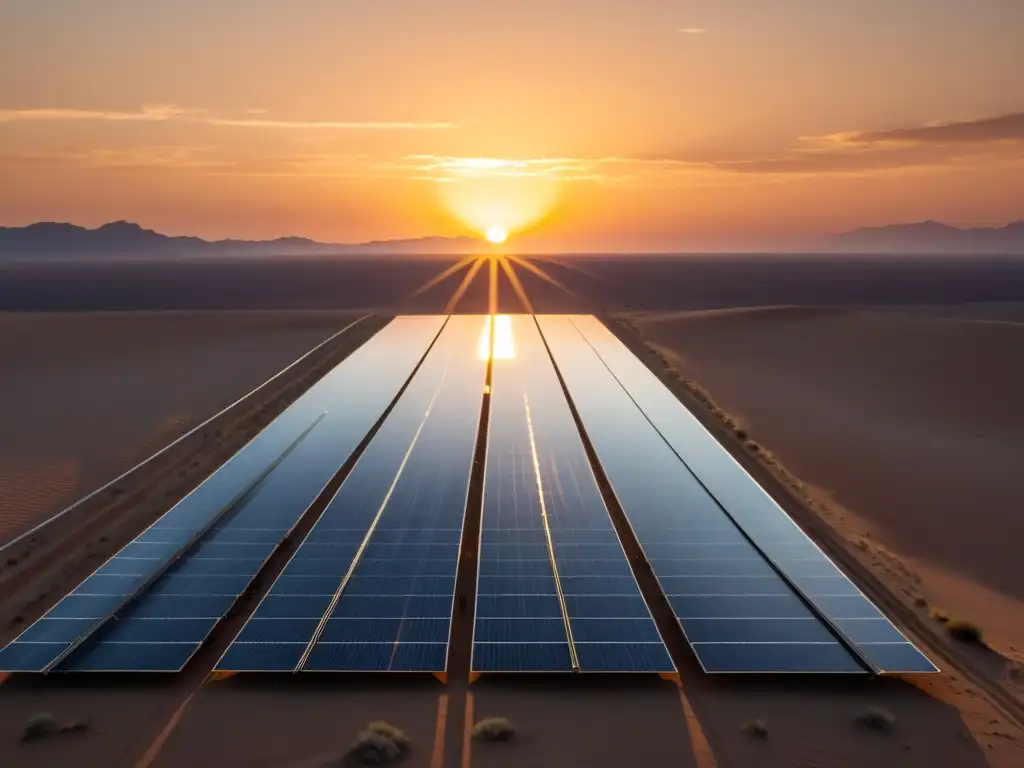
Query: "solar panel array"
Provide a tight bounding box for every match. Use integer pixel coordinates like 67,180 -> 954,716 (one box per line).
538,316 -> 869,673
3,312 -> 934,678
473,316 -> 674,674
0,316 -> 445,673
565,315 -> 937,674
218,315 -> 486,673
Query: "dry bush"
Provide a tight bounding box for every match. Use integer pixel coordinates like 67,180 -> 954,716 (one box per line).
343,722 -> 411,766
741,719 -> 769,739
22,713 -> 58,743
473,717 -> 516,742
856,706 -> 896,732
60,720 -> 91,735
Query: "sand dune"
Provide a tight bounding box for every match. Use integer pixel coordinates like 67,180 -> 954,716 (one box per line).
0,311 -> 361,543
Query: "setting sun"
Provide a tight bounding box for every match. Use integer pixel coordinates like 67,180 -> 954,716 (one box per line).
486,227 -> 508,244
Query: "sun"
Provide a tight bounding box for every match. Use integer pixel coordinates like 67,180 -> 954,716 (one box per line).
485,226 -> 508,244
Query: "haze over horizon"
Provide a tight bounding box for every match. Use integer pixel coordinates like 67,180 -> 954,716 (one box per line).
2,1 -> 1022,252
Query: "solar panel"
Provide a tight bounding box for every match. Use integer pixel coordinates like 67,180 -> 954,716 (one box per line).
218,315 -> 486,674
536,316 -> 866,674
0,316 -> 446,673
472,315 -> 674,675
566,315 -> 937,675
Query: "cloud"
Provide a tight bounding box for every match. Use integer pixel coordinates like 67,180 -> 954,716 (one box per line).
678,28 -> 707,34
649,110 -> 1024,177
843,112 -> 1024,144
205,117 -> 453,130
0,104 -> 455,130
0,105 -> 194,123
6,110 -> 1022,188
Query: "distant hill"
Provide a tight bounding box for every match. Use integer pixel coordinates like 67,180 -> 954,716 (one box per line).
827,221 -> 1024,254
0,221 -> 484,258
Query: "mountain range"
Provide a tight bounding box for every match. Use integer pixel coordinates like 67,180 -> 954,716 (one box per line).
1,219 -> 1023,257
826,220 -> 1024,254
0,221 -> 483,258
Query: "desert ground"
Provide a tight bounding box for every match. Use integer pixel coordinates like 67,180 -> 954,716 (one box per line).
622,305 -> 1024,650
0,257 -> 1023,767
0,310 -> 365,544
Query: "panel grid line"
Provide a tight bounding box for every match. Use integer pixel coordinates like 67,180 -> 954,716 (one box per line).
44,411 -> 327,674
523,392 -> 580,671
294,375 -> 445,672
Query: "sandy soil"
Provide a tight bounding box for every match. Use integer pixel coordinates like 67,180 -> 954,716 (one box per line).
612,306 -> 1024,766
0,311 -> 364,543
624,307 -> 1024,638
0,313 -> 386,644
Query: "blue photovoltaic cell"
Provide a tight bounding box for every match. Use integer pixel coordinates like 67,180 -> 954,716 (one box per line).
0,316 -> 445,673
218,315 -> 485,673
537,315 -> 865,674
472,315 -> 673,674
566,315 -> 937,675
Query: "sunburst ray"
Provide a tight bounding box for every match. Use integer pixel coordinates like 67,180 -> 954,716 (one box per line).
410,255 -> 478,298
488,256 -> 500,314
507,254 -> 576,296
444,257 -> 486,313
498,256 -> 535,313
526,253 -> 603,282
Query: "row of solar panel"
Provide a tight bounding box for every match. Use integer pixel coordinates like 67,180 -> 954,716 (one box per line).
0,313 -> 935,677
471,315 -> 673,674
218,315 -> 487,673
0,316 -> 448,672
542,315 -> 936,674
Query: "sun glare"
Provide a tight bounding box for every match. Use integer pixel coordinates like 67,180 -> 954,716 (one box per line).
437,174 -> 558,243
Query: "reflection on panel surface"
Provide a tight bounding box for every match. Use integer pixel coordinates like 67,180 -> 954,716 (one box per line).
0,316 -> 444,673
566,315 -> 937,675
473,315 -> 673,674
2,314 -> 932,678
538,315 -> 865,674
219,315 -> 485,673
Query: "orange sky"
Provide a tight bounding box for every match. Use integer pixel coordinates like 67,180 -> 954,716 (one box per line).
2,1 -> 1023,251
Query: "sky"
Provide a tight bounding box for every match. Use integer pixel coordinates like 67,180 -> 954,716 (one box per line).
1,0 -> 1023,251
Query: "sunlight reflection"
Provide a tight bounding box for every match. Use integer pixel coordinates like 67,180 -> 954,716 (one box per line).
477,314 -> 517,361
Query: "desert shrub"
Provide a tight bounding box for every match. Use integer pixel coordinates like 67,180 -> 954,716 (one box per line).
22,713 -> 58,742
947,620 -> 984,645
856,706 -> 895,732
735,429 -> 748,441
931,608 -> 950,624
473,717 -> 516,742
741,719 -> 768,739
344,722 -> 411,766
914,596 -> 928,608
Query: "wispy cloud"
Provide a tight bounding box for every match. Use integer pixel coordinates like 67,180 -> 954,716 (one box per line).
842,112 -> 1024,144
0,104 -> 455,130
0,105 -> 194,123
678,28 -> 707,34
5,111 -> 1021,187
205,117 -> 453,130
651,111 -> 1024,177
